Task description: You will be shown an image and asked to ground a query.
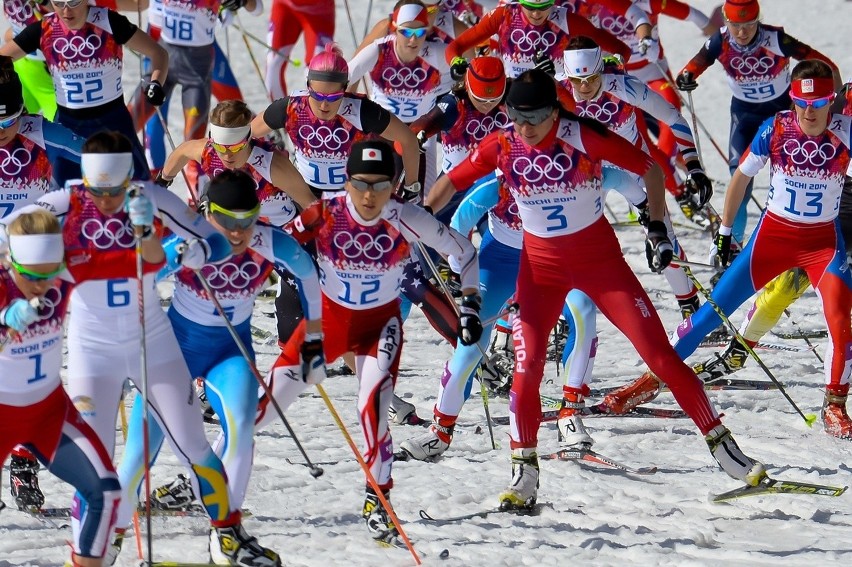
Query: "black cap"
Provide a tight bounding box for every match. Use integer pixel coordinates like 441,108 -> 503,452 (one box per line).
506,69 -> 557,110
204,170 -> 260,211
347,140 -> 397,178
0,72 -> 24,117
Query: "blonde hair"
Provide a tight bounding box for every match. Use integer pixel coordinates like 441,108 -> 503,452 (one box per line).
7,209 -> 61,237
210,100 -> 253,128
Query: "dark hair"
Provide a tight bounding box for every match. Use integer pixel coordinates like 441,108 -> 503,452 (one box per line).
566,36 -> 599,51
203,169 -> 260,212
791,59 -> 833,82
82,131 -> 133,154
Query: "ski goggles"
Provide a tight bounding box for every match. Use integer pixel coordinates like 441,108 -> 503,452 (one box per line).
349,178 -> 394,192
506,105 -> 553,126
790,94 -> 835,109
397,27 -> 429,39
208,201 -> 261,230
308,87 -> 346,103
518,0 -> 555,11
86,181 -> 129,197
209,135 -> 250,155
51,0 -> 85,8
0,107 -> 23,130
11,259 -> 65,282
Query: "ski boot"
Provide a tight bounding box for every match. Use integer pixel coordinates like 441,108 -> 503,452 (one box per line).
677,295 -> 700,319
10,453 -> 44,511
481,325 -> 514,396
693,340 -> 749,383
822,385 -> 852,439
676,193 -> 713,229
196,377 -> 217,424
705,425 -> 766,486
599,371 -> 663,414
388,394 -> 427,426
104,528 -> 125,565
499,448 -> 539,511
398,413 -> 455,461
209,522 -> 281,566
151,473 -> 196,511
362,487 -> 401,545
557,387 -> 593,448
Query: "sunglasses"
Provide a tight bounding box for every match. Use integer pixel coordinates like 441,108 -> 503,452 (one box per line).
51,0 -> 84,8
208,201 -> 261,230
11,260 -> 65,282
349,178 -> 394,192
210,136 -> 250,155
469,90 -> 504,104
308,87 -> 346,103
397,27 -> 428,39
568,73 -> 601,87
86,182 -> 128,197
0,108 -> 23,130
726,19 -> 758,30
506,105 -> 553,126
791,94 -> 834,109
518,0 -> 554,11
426,4 -> 440,14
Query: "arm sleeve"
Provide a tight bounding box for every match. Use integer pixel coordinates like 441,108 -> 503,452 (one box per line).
42,121 -> 85,164
149,184 -> 231,263
271,228 -> 322,322
359,99 -> 394,134
399,204 -> 479,291
582,126 -> 655,177
447,132 -> 500,191
682,33 -> 722,78
107,11 -> 139,44
738,116 -> 774,177
623,76 -> 697,162
445,7 -> 503,63
262,98 -> 290,131
348,42 -> 380,84
621,0 -> 650,28
779,32 -> 839,71
568,14 -> 631,62
649,0 -> 709,27
12,22 -> 42,55
450,173 -> 499,235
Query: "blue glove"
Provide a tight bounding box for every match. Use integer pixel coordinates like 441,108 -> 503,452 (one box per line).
1,299 -> 39,332
125,191 -> 154,228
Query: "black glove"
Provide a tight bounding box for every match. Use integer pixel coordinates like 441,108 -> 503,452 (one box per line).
635,199 -> 651,228
220,0 -> 247,11
450,56 -> 469,82
645,220 -> 673,273
145,80 -> 166,106
300,334 -> 327,385
714,231 -> 732,269
154,172 -> 173,188
533,51 -> 556,77
400,181 -> 422,204
415,130 -> 428,154
675,70 -> 698,92
458,294 -> 483,346
684,162 -> 713,208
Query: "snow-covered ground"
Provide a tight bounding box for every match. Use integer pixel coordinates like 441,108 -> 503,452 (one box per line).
3,0 -> 852,565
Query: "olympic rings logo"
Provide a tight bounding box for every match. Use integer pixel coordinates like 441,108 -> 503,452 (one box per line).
333,231 -> 395,260
783,139 -> 837,167
508,29 -> 557,54
5,0 -> 34,21
203,260 -> 262,290
464,112 -> 510,140
381,66 -> 428,89
297,125 -> 350,150
34,287 -> 61,322
507,200 -> 519,217
576,100 -> 621,123
512,153 -> 573,183
600,15 -> 633,36
80,217 -> 135,249
0,148 -> 32,176
730,55 -> 775,75
53,35 -> 102,59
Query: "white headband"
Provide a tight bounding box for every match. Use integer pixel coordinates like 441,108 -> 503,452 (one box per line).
209,124 -> 251,145
395,4 -> 428,25
8,233 -> 64,264
81,153 -> 133,188
563,47 -> 603,78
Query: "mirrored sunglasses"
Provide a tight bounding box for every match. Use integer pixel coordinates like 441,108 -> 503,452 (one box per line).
349,178 -> 394,192
308,87 -> 346,103
210,136 -> 250,155
506,105 -> 553,126
208,201 -> 261,230
567,73 -> 601,86
518,0 -> 555,11
11,260 -> 65,282
0,107 -> 23,130
397,27 -> 428,39
791,94 -> 834,110
51,0 -> 84,8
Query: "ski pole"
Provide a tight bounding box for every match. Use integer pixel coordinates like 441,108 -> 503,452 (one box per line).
235,14 -> 274,103
229,23 -> 302,67
192,262 -> 324,478
362,0 -> 375,41
679,265 -> 817,427
341,0 -> 360,48
153,107 -> 198,205
314,384 -> 421,565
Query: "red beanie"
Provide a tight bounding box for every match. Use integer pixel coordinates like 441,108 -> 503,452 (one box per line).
466,56 -> 507,101
723,0 -> 759,23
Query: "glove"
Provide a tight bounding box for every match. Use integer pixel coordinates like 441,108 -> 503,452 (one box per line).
533,51 -> 556,77
450,56 -> 469,82
1,299 -> 39,333
220,0 -> 247,11
125,191 -> 154,228
635,199 -> 651,228
458,294 -> 483,346
145,80 -> 166,106
714,229 -> 732,269
637,36 -> 658,57
154,172 -> 173,188
178,239 -> 210,270
300,332 -> 327,385
675,70 -> 698,92
644,220 -> 673,273
415,130 -> 428,154
400,181 -> 422,204
684,167 -> 713,208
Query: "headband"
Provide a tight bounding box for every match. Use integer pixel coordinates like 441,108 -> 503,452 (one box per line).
307,69 -> 349,84
394,4 -> 429,26
9,233 -> 64,264
790,78 -> 835,99
563,47 -> 603,78
209,124 -> 252,145
81,153 -> 133,188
